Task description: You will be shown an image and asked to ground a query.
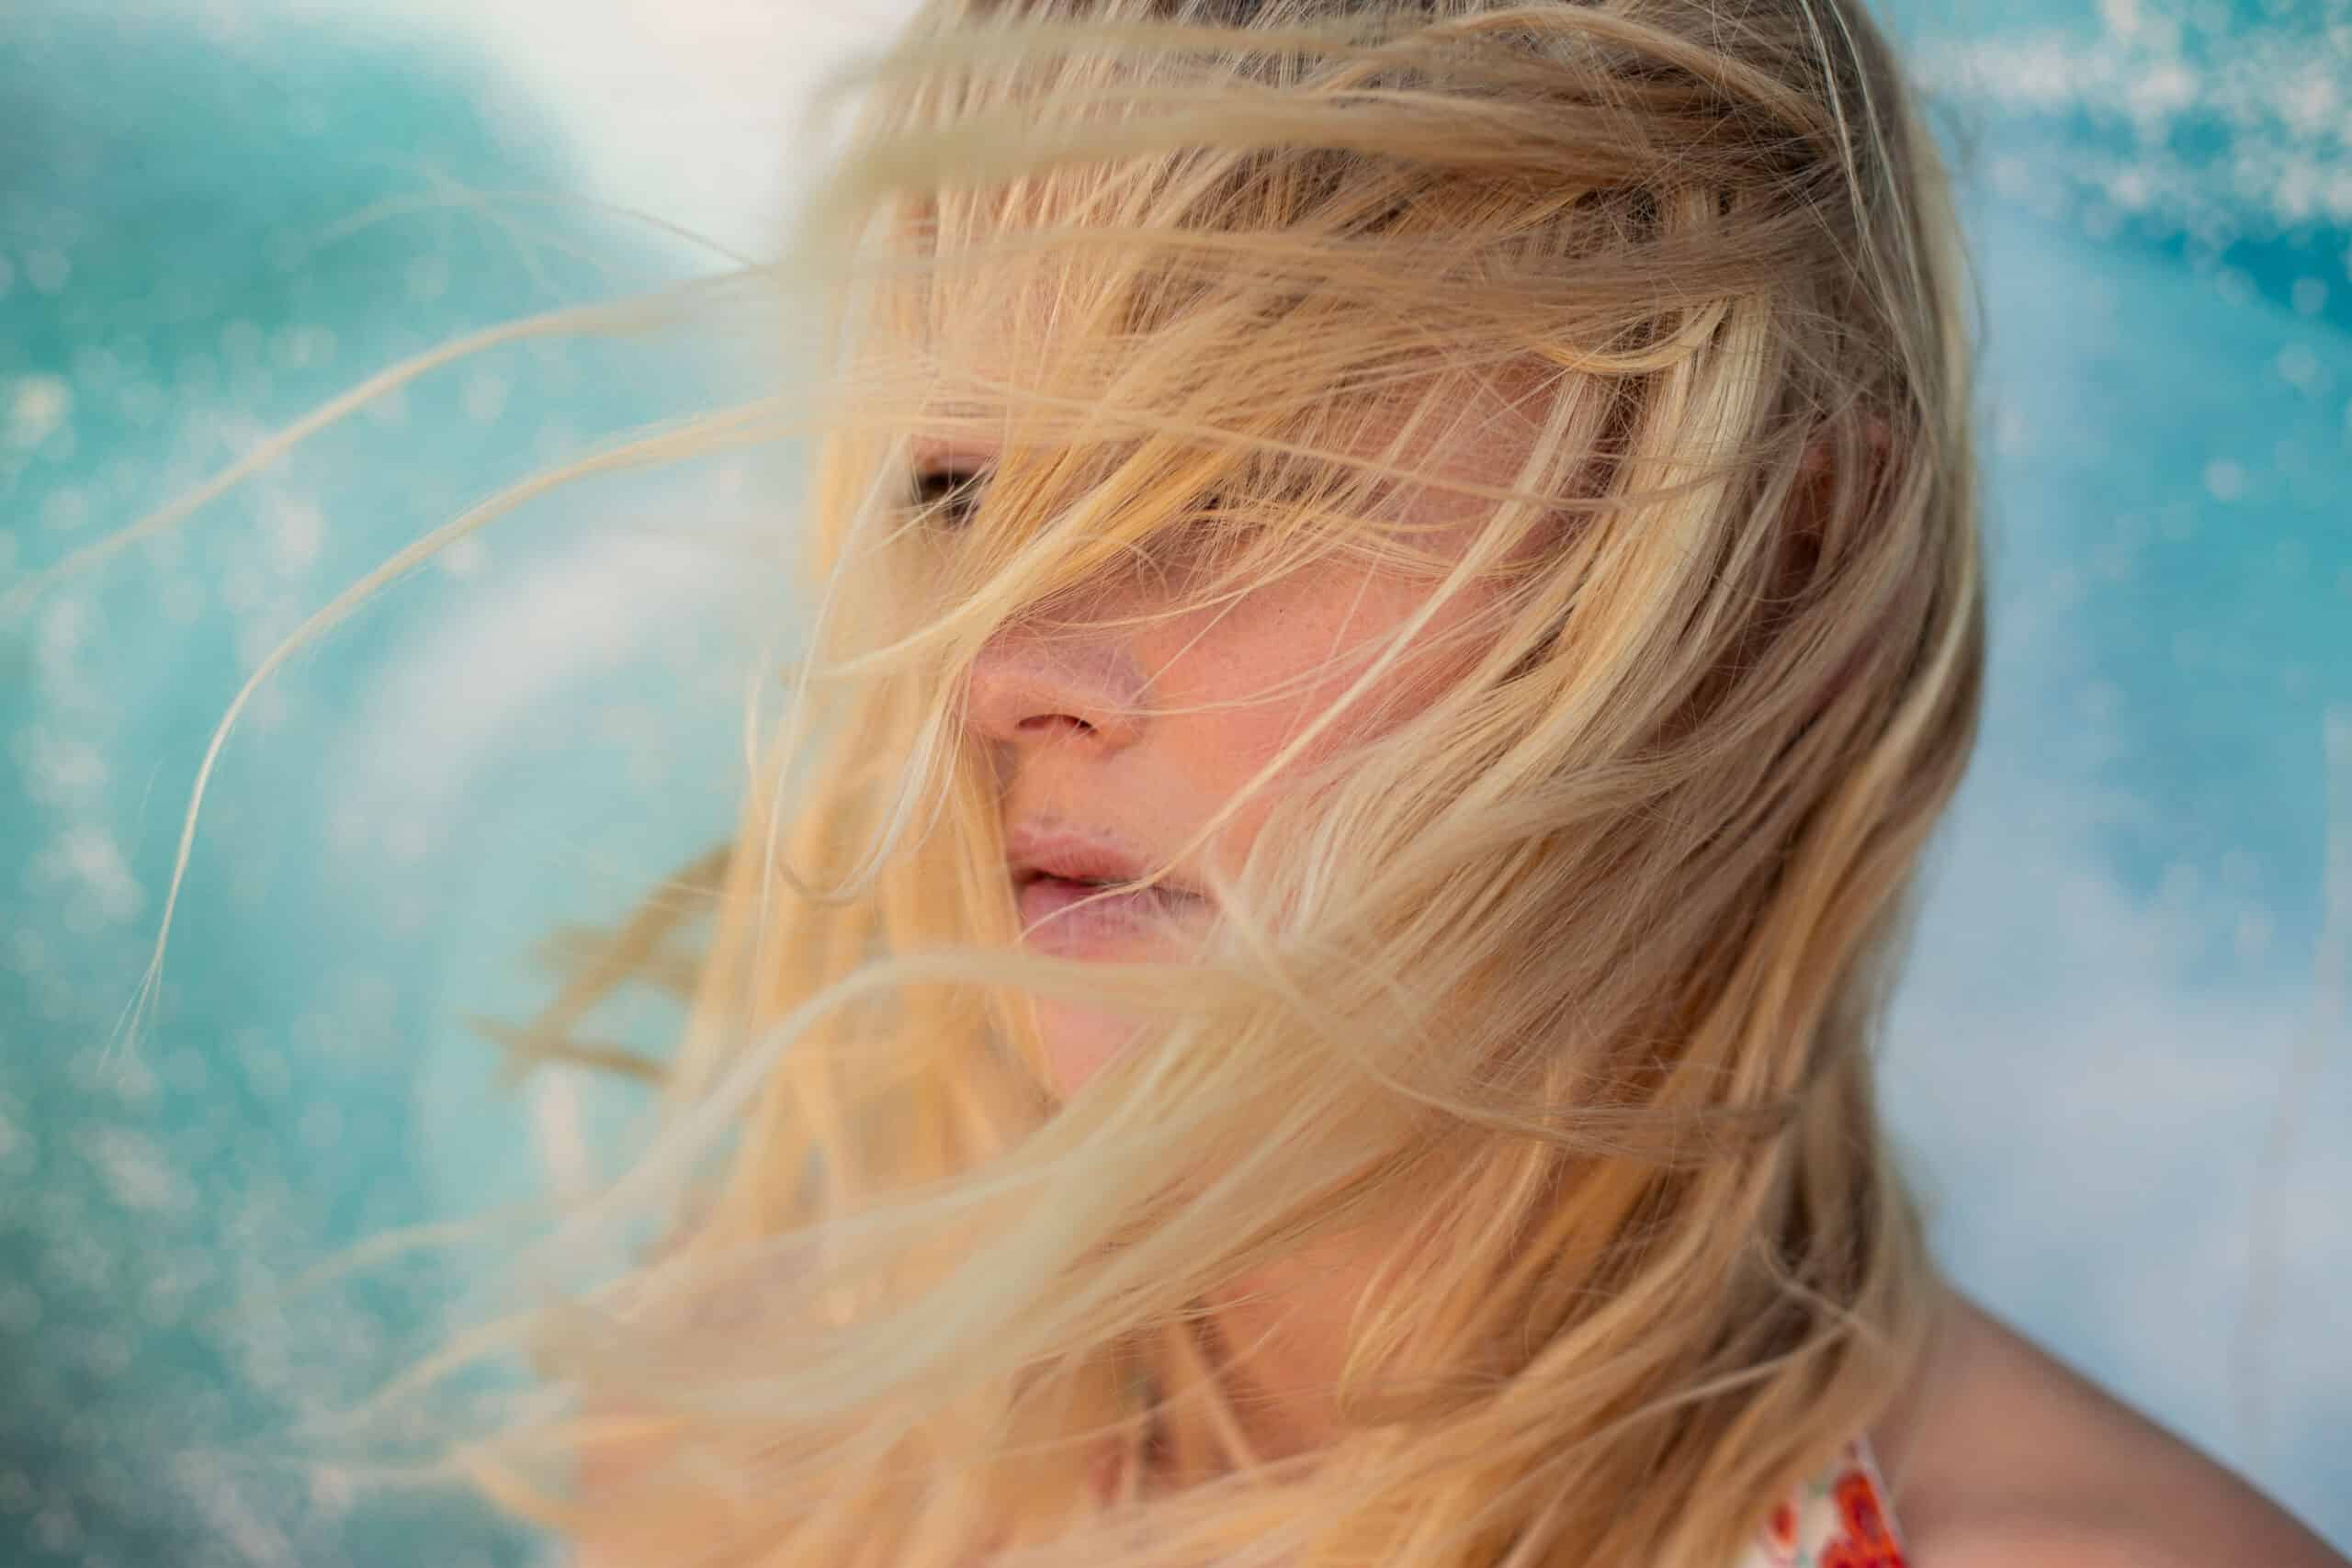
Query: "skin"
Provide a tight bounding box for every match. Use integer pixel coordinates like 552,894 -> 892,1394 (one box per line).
952,388 -> 1544,1098
937,378 -> 2350,1563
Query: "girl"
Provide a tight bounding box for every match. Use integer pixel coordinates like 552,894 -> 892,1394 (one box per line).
352,1 -> 2346,1564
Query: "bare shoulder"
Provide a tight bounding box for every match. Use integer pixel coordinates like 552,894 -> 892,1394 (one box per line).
1869,1286 -> 2346,1568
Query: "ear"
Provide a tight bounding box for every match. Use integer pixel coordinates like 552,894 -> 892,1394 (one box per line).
1794,412 -> 1893,489
1791,412 -> 1894,548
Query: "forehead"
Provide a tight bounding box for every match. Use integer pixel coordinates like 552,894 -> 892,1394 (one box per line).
869,167 -> 1578,526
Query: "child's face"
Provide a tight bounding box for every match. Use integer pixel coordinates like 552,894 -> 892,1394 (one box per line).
941,378 -> 1553,1099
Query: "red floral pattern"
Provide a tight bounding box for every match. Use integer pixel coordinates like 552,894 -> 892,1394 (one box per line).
1736,1440 -> 1905,1568
1825,1467 -> 1905,1566
1761,1497 -> 1802,1562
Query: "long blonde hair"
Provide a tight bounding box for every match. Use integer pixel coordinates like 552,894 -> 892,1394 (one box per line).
462,2 -> 1985,1563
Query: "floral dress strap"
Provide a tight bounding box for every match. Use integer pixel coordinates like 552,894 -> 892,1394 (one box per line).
1735,1436 -> 1906,1568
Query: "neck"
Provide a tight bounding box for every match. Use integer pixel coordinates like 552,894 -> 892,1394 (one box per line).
1166,1233 -> 1389,1473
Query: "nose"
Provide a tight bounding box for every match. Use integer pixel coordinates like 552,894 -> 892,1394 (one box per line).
963,621 -> 1151,754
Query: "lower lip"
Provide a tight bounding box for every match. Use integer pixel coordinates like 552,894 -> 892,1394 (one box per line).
1016,875 -> 1202,955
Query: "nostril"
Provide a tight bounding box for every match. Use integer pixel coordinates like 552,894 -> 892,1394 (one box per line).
964,637 -> 1148,750
1019,713 -> 1096,739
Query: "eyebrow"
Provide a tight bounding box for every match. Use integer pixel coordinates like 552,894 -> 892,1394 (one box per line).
908,437 -> 999,473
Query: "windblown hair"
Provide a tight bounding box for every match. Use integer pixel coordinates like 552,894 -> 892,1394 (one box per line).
467,2 -> 1986,1564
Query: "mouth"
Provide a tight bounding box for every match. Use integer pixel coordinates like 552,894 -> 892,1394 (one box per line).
1004,825 -> 1204,954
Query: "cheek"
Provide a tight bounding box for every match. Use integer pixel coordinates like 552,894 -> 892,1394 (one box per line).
1035,998 -> 1145,1100
1148,562 -> 1495,818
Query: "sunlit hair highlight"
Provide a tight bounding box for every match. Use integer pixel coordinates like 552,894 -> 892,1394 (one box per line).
456,2 -> 1985,1565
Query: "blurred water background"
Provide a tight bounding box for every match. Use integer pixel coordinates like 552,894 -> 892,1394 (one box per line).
1,1 -> 2346,1562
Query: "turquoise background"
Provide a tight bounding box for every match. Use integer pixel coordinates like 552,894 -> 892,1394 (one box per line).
2,1 -> 2346,1562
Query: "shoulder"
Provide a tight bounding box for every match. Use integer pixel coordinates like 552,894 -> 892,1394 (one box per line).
1906,1513 -> 2325,1568
1869,1287 -> 2346,1568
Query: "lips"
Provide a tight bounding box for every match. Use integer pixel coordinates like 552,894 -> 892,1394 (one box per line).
1004,822 -> 1204,955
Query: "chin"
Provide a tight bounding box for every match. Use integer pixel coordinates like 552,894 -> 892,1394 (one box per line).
1036,998 -> 1147,1100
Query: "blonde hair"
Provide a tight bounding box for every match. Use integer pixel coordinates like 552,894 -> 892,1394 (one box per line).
450,1 -> 1986,1564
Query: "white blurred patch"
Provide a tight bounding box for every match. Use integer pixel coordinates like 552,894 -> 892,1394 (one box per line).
1887,702 -> 2352,1484
28,824 -> 146,930
6,373 -> 74,449
399,0 -> 925,262
91,0 -> 920,262
76,1125 -> 197,1215
331,521 -> 745,824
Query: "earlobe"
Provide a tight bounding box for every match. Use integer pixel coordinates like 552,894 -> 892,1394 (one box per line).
1791,412 -> 1894,543
1795,412 -> 1893,484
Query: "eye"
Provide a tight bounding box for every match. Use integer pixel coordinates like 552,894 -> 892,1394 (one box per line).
910,466 -> 987,530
